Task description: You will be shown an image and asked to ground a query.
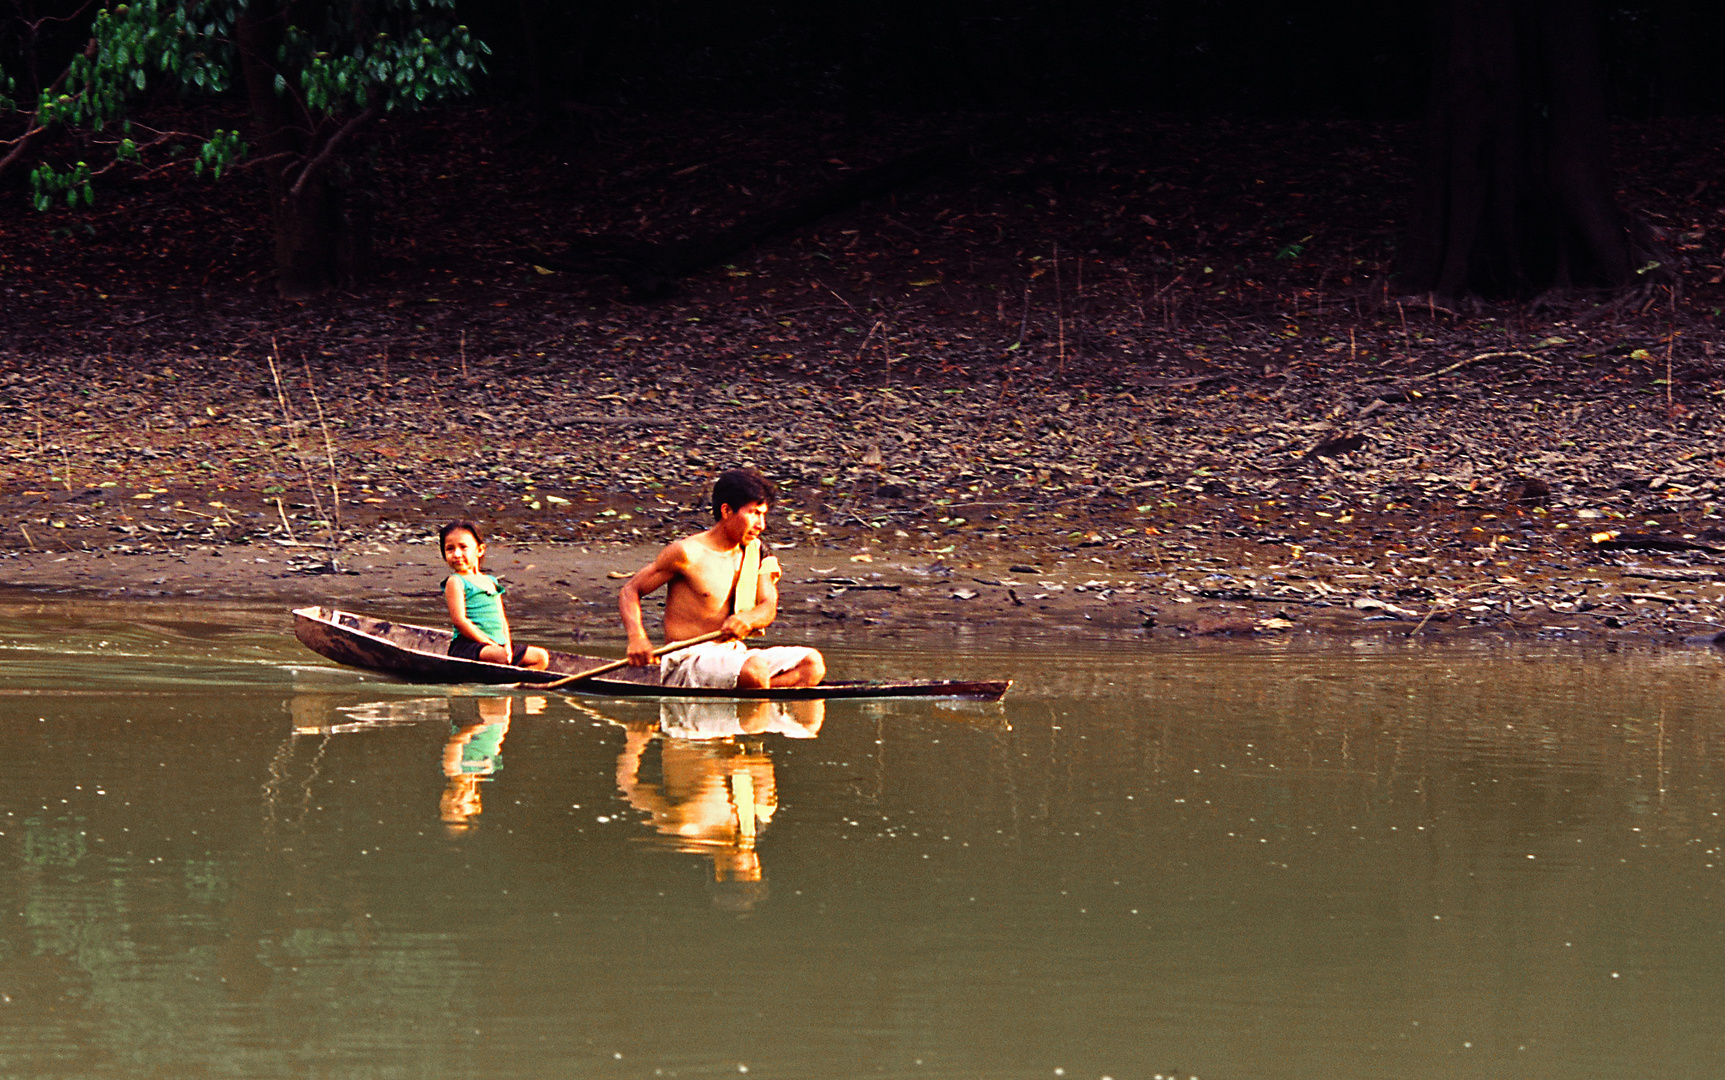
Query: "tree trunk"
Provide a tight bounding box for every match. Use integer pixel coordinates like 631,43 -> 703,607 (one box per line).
236,4 -> 342,298
1401,0 -> 1638,298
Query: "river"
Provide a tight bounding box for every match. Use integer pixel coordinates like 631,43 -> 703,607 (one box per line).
1,600 -> 1722,1079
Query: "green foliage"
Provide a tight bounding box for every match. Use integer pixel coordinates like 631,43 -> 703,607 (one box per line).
192,128 -> 245,178
4,0 -> 487,210
288,11 -> 487,117
30,160 -> 95,210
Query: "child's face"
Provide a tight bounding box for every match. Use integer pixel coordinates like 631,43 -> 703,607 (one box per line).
442,529 -> 484,574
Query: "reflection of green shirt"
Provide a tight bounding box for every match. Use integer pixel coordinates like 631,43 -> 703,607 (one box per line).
447,573 -> 506,643
455,722 -> 506,775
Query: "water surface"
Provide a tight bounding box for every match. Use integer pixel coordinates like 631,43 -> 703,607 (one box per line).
2,601 -> 1724,1079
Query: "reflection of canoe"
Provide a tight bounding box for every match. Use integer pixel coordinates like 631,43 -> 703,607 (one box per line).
291,607 -> 1012,701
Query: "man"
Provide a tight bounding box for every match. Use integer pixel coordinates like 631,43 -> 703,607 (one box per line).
619,468 -> 825,689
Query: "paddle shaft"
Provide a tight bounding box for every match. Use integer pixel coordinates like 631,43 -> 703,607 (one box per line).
529,630 -> 726,690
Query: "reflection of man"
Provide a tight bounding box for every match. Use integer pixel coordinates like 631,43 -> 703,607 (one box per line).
440,695 -> 544,830
613,700 -> 824,906
619,468 -> 825,690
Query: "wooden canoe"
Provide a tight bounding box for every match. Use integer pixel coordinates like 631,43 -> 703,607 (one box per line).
291,607 -> 1011,701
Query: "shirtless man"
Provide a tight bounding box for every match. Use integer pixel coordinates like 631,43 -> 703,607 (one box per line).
619,468 -> 825,690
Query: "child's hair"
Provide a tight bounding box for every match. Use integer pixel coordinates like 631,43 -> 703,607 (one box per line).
439,519 -> 485,548
712,468 -> 776,519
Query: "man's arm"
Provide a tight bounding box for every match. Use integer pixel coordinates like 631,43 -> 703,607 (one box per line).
619,542 -> 687,665
727,556 -> 781,638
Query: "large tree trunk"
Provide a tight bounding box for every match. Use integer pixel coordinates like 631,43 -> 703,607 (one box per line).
236,4 -> 344,298
1401,0 -> 1638,298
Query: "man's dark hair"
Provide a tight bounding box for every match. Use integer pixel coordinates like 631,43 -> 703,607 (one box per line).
712,469 -> 775,519
439,519 -> 485,547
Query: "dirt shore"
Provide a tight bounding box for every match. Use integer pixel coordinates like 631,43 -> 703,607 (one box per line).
6,350 -> 1725,651
9,112 -> 1725,650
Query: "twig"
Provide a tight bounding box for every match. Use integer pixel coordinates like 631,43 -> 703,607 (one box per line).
1408,598 -> 1453,637
0,121 -> 47,182
820,282 -> 860,315
1053,242 -> 1066,374
287,106 -> 378,201
853,320 -> 882,369
18,524 -> 37,552
301,357 -> 343,544
1075,256 -> 1085,354
1408,350 -> 1537,383
459,329 -> 469,380
1666,329 -> 1677,419
266,338 -> 330,544
275,498 -> 300,545
170,506 -> 237,526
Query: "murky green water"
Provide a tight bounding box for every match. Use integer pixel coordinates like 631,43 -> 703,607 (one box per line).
3,601 -> 1725,1079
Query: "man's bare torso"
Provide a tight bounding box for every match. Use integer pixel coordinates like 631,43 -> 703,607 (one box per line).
662,534 -> 743,642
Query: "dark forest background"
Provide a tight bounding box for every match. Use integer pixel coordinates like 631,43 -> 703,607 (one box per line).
460,1 -> 1718,119
6,0 -> 1725,308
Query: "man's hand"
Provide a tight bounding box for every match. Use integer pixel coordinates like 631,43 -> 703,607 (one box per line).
626,634 -> 656,667
719,614 -> 752,641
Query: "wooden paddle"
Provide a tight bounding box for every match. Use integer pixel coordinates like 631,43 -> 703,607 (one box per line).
524,630 -> 726,690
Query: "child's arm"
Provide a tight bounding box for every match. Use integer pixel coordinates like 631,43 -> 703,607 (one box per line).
445,577 -> 504,647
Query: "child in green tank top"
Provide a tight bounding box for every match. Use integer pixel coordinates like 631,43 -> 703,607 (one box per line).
439,519 -> 549,669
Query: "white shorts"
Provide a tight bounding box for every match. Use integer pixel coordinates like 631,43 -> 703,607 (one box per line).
658,700 -> 823,740
660,640 -> 819,690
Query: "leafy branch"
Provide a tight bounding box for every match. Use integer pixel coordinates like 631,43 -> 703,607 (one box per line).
1,0 -> 487,211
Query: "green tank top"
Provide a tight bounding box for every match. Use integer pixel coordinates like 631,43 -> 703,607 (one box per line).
448,573 -> 507,642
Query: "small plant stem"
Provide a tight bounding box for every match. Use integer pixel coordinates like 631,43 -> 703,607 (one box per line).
1667,329 -> 1677,418
459,330 -> 468,380
18,524 -> 36,552
302,356 -> 344,552
266,338 -> 330,544
424,372 -> 450,431
1349,327 -> 1357,364
1075,256 -> 1084,354
275,497 -> 299,546
853,320 -> 881,368
1053,243 -> 1066,374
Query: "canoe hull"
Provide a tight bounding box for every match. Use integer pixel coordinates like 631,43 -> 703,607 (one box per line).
291,607 -> 1011,701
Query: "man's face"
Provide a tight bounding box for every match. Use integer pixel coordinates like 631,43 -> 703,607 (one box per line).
721,500 -> 768,544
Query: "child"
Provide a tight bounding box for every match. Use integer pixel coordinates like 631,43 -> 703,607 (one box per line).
439,519 -> 549,670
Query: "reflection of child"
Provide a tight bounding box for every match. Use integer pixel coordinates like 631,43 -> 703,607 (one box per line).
439,696 -> 545,830
439,519 -> 548,669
